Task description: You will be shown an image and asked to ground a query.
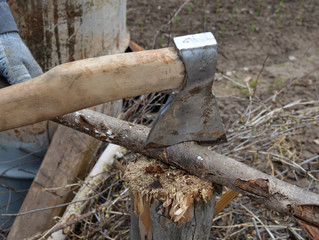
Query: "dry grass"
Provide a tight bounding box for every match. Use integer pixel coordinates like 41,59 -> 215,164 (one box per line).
37,72 -> 319,240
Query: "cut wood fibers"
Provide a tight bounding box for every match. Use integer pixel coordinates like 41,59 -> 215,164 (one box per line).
125,156 -> 215,223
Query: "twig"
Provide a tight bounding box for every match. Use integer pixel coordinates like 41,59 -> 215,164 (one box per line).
241,204 -> 275,240
216,73 -> 246,88
29,188 -> 129,240
2,187 -> 110,217
227,226 -> 249,238
253,55 -> 269,98
48,144 -> 126,240
152,0 -> 191,48
287,225 -> 306,240
203,0 -> 207,32
212,223 -> 301,230
264,66 -> 319,103
252,217 -> 262,240
275,155 -> 319,178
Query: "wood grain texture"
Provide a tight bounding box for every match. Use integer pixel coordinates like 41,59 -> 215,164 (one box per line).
0,48 -> 184,131
8,0 -> 129,71
130,195 -> 215,240
7,126 -> 99,239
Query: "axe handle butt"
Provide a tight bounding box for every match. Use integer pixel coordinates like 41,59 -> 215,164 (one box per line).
0,47 -> 184,131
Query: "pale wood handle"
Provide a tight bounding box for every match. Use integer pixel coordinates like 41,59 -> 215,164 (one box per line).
0,47 -> 185,131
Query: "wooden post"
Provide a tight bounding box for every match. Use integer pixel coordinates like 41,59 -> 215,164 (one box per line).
125,157 -> 216,240
8,0 -> 129,71
6,0 -> 128,238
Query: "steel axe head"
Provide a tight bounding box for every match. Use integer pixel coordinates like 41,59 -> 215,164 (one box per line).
145,32 -> 227,148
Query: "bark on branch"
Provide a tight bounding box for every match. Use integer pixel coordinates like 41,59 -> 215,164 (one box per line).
55,109 -> 319,227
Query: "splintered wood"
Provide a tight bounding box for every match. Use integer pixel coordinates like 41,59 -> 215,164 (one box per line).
125,156 -> 216,240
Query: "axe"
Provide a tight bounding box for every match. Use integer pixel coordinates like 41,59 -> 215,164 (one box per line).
0,32 -> 226,148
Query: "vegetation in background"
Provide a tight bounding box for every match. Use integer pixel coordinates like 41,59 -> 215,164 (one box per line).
173,16 -> 178,27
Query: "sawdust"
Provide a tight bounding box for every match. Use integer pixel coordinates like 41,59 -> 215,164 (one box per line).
124,155 -> 215,222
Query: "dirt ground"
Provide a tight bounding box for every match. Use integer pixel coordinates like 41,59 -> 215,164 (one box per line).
127,0 -> 319,70
127,0 -> 319,160
126,0 -> 319,239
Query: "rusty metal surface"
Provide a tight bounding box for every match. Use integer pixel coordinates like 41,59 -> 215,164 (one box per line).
145,32 -> 226,148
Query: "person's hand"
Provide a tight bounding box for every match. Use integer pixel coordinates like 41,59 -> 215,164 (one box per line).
0,32 -> 42,85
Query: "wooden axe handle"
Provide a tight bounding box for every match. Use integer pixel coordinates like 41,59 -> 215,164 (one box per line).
0,48 -> 184,131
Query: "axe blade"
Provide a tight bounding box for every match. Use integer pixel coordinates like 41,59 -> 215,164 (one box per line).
145,32 -> 227,148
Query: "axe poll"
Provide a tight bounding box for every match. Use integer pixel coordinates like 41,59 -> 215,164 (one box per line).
0,32 -> 226,147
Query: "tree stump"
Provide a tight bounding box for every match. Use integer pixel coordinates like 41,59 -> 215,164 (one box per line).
125,156 -> 216,240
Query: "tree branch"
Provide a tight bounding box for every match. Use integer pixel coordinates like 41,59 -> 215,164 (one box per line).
54,109 -> 319,227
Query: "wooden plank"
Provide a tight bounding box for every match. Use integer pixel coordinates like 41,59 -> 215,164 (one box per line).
7,125 -> 100,239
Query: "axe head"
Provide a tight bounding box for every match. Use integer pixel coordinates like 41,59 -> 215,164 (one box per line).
145,32 -> 227,148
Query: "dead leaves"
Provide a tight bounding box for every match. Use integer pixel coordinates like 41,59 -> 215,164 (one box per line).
145,164 -> 166,174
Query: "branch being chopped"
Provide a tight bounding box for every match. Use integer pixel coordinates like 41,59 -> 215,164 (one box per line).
54,109 -> 319,227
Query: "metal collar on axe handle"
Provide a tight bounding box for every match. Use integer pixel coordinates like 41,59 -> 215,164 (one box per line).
145,32 -> 227,148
